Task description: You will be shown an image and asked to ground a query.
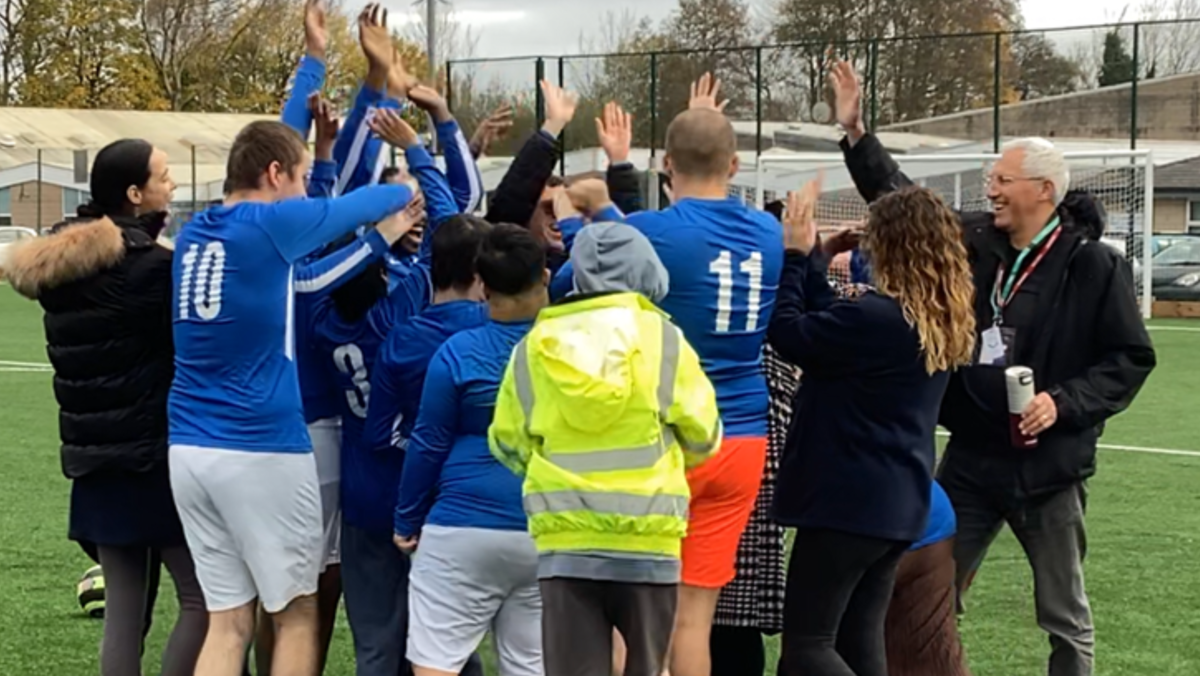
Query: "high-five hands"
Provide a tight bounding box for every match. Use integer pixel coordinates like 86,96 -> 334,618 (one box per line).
407,84 -> 452,124
304,0 -> 327,60
540,80 -> 579,137
689,73 -> 729,113
783,177 -> 822,255
359,4 -> 392,75
829,60 -> 866,142
369,108 -> 420,149
596,102 -> 632,164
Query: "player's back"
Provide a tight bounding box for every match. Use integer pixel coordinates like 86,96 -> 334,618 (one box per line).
626,197 -> 783,437
170,203 -> 309,452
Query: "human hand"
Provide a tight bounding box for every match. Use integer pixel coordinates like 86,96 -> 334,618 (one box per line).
309,93 -> 339,160
566,178 -> 613,215
407,84 -> 452,124
304,0 -> 327,60
358,4 -> 392,72
822,226 -> 863,258
393,533 -> 419,554
540,80 -> 578,137
829,60 -> 865,142
783,177 -> 821,254
386,47 -> 419,99
470,103 -> 514,158
689,72 -> 729,112
1020,392 -> 1058,436
551,187 -> 580,221
377,193 -> 426,245
596,101 -> 632,164
369,107 -> 420,149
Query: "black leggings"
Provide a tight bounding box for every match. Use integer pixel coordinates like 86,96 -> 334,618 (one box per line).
711,625 -> 766,676
778,529 -> 907,676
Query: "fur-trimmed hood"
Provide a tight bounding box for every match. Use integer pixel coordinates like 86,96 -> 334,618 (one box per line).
3,219 -> 128,299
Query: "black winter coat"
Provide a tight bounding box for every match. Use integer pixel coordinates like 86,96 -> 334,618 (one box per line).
5,216 -> 174,479
841,133 -> 1157,497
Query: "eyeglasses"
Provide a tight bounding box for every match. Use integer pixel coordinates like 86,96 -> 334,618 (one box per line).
986,174 -> 1046,188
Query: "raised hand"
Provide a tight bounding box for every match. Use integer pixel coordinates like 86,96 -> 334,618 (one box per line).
566,178 -> 614,216
822,226 -> 863,258
540,80 -> 579,137
551,187 -> 580,221
689,73 -> 728,112
407,84 -> 452,124
309,93 -> 339,160
829,60 -> 865,142
596,101 -> 632,164
470,103 -> 514,158
369,107 -> 420,149
358,4 -> 392,73
783,177 -> 821,254
304,0 -> 327,60
377,193 -> 427,245
387,46 -> 418,100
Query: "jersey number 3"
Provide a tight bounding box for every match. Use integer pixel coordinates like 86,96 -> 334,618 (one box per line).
178,242 -> 227,320
333,343 -> 370,419
710,250 -> 764,333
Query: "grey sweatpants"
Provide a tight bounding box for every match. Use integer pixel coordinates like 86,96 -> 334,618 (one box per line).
940,449 -> 1094,676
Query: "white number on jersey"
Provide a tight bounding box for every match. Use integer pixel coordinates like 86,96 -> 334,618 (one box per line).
178,242 -> 227,321
333,343 -> 370,418
709,250 -> 764,333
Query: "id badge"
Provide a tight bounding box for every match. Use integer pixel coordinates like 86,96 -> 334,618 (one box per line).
979,326 -> 1007,366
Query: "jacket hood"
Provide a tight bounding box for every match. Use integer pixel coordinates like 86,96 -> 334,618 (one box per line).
571,222 -> 669,303
530,292 -> 663,432
2,218 -> 126,299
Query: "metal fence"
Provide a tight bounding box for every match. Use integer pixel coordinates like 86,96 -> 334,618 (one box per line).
445,19 -> 1200,164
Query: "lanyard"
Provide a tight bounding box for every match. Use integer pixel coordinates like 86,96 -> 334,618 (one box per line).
991,217 -> 1062,324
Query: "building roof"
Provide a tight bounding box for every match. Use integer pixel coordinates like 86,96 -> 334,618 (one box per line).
1153,155 -> 1200,191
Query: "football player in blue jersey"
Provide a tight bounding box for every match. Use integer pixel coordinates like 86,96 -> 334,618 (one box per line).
167,118 -> 417,676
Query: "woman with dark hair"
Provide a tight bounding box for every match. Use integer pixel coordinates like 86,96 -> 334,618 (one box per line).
768,183 -> 977,676
3,139 -> 206,676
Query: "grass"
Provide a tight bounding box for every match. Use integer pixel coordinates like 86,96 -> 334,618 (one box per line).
2,287 -> 1200,675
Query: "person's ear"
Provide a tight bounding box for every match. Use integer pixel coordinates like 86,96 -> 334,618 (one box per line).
662,153 -> 673,178
265,161 -> 283,191
729,154 -> 740,179
127,184 -> 144,207
541,268 -> 551,287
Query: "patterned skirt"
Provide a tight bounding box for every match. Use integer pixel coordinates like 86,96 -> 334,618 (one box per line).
712,345 -> 798,633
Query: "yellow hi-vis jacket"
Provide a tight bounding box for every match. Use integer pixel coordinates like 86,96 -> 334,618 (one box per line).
489,292 -> 722,560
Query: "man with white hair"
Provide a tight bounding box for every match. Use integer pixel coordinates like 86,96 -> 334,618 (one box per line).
830,61 -> 1156,676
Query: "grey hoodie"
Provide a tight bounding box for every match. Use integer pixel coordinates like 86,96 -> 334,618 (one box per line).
571,221 -> 669,303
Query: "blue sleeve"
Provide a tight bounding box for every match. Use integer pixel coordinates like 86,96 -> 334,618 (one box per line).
557,216 -> 585,255
262,185 -> 414,263
307,159 -> 337,199
406,143 -> 460,267
550,261 -> 574,301
394,346 -> 460,537
333,83 -> 389,196
436,119 -> 483,213
281,55 -> 325,140
364,331 -> 407,455
366,269 -> 426,343
295,229 -> 389,296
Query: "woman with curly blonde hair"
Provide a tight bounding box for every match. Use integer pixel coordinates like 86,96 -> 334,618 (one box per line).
767,183 -> 975,676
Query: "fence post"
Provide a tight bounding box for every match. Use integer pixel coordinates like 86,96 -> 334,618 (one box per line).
558,57 -> 567,176
191,145 -> 197,217
1131,23 -> 1140,151
445,60 -> 454,113
869,39 -> 878,132
650,52 -> 659,160
992,32 -> 1002,153
755,47 -> 763,158
535,58 -> 546,129
35,149 -> 42,232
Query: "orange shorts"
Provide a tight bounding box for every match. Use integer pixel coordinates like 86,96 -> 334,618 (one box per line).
681,436 -> 767,588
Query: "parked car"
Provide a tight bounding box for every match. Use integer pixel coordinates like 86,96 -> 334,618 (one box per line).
1152,236 -> 1200,301
0,226 -> 38,272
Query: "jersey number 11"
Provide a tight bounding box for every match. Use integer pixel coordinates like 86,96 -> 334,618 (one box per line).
710,250 -> 763,333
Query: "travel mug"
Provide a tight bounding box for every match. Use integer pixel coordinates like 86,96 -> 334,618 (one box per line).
1006,366 -> 1038,449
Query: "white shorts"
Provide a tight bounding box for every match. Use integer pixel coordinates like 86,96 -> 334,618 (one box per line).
168,445 -> 323,613
308,418 -> 342,569
407,525 -> 543,676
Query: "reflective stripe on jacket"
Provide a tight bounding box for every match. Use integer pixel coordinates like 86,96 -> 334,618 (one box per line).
489,292 -> 722,559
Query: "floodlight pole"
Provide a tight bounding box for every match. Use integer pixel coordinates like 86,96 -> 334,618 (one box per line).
425,0 -> 439,154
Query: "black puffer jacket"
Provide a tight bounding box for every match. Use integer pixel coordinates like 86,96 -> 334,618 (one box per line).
4,215 -> 173,479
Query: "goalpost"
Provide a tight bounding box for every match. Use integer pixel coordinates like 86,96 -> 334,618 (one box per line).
746,150 -> 1156,319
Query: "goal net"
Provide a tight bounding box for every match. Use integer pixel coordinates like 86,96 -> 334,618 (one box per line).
737,150 -> 1154,318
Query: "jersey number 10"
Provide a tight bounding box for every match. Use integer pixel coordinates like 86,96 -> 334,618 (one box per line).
710,250 -> 764,333
178,242 -> 227,321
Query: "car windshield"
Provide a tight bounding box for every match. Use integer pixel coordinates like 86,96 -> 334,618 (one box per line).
1153,239 -> 1200,266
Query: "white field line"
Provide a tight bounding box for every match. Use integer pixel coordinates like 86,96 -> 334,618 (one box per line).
934,430 -> 1200,458
1146,325 -> 1200,332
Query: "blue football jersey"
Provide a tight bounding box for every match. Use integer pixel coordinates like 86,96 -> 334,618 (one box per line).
168,186 -> 414,453
626,197 -> 784,437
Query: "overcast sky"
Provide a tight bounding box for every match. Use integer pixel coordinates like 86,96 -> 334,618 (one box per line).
379,0 -> 1141,60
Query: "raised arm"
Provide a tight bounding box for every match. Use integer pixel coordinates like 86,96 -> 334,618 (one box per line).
295,228 -> 388,296
264,184 -> 415,263
830,60 -> 913,204
307,95 -> 340,198
280,0 -> 328,138
332,4 -> 392,196
394,347 -> 461,539
405,84 -> 486,214
597,101 -> 644,214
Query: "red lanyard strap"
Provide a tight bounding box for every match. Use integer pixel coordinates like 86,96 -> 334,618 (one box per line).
991,225 -> 1062,322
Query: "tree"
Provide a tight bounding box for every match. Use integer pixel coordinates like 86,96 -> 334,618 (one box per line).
1011,32 -> 1081,100
1138,0 -> 1200,78
1098,29 -> 1135,87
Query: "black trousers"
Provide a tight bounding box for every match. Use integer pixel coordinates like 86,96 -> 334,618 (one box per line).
541,577 -> 677,676
778,529 -> 908,676
711,625 -> 766,676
